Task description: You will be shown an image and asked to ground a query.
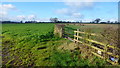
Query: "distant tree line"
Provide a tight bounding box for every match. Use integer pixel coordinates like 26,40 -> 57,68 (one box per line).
1,21 -> 23,24
1,18 -> 120,24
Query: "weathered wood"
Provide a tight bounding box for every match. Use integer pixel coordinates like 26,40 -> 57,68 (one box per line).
74,29 -> 120,65
74,38 -> 119,57
74,35 -> 120,50
76,29 -> 79,42
107,59 -> 119,65
74,31 -> 99,36
74,35 -> 106,46
54,24 -> 65,38
74,39 -> 104,51
74,31 -> 120,50
91,51 -> 104,59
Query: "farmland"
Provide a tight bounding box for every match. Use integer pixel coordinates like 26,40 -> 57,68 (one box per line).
2,23 -> 65,66
65,24 -> 119,41
64,24 -> 120,65
2,23 -> 119,67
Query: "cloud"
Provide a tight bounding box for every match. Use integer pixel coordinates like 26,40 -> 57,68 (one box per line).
0,4 -> 15,10
0,4 -> 18,21
16,15 -> 26,21
10,14 -> 37,21
28,15 -> 36,20
64,0 -> 94,9
109,18 -> 118,22
1,14 -> 38,21
0,12 -> 7,16
72,13 -> 84,18
0,4 -> 38,21
56,8 -> 84,19
38,18 -> 50,22
0,4 -> 16,16
56,0 -> 95,19
13,15 -> 37,21
82,19 -> 94,22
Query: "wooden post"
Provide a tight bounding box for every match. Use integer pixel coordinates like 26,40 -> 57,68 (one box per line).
88,33 -> 91,52
54,24 -> 65,38
84,31 -> 86,43
72,29 -> 120,65
104,44 -> 108,61
74,30 -> 76,43
76,29 -> 79,43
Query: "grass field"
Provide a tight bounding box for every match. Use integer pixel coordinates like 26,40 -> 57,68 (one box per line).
65,24 -> 119,45
65,24 -> 118,33
64,24 -> 119,65
2,23 -> 109,67
2,23 -> 58,66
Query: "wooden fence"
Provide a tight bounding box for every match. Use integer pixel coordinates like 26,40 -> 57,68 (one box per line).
74,29 -> 120,65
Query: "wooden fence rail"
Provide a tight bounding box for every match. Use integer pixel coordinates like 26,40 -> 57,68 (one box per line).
74,29 -> 120,65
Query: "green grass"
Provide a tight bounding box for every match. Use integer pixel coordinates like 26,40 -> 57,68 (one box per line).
2,23 -> 59,66
50,50 -> 106,66
2,23 -> 54,36
2,23 -> 107,67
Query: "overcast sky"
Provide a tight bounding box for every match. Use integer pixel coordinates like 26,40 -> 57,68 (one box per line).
0,0 -> 119,22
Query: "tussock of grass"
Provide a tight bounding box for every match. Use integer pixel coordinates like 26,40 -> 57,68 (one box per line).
50,49 -> 106,66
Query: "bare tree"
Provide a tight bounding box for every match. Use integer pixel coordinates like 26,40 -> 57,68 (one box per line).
50,17 -> 58,23
94,18 -> 101,23
107,21 -> 110,23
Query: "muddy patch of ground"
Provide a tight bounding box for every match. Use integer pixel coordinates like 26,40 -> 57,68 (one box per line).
37,46 -> 47,50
